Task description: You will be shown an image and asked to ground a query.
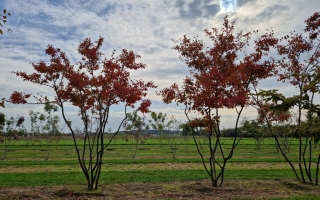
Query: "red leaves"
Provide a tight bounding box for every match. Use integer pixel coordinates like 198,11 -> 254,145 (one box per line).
119,49 -> 145,70
305,12 -> 320,40
78,37 -> 104,73
138,99 -> 151,113
276,28 -> 319,87
257,103 -> 291,124
9,91 -> 31,104
161,16 -> 276,114
159,84 -> 178,104
11,37 -> 156,116
45,45 -> 60,56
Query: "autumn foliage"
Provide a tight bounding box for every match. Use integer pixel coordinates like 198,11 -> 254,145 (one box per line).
10,37 -> 156,190
305,11 -> 320,40
161,17 -> 278,112
11,37 -> 155,113
159,16 -> 278,187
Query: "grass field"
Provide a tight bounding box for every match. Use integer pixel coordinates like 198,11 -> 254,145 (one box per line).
0,136 -> 319,199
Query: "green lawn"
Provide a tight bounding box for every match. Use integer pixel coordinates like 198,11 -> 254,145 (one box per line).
0,137 -> 319,187
0,136 -> 319,199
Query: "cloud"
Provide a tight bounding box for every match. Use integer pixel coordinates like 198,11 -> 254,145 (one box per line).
237,0 -> 256,7
243,4 -> 290,24
0,0 -> 319,131
175,0 -> 220,19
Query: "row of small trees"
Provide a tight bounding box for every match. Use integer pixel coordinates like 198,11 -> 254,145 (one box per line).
180,116 -> 320,151
0,102 -> 64,160
123,110 -> 181,158
3,8 -> 320,190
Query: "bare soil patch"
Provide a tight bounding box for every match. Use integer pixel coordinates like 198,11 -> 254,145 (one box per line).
0,179 -> 319,200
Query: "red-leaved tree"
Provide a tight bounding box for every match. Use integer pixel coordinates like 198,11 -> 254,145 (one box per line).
159,16 -> 278,187
255,12 -> 320,185
10,37 -> 156,190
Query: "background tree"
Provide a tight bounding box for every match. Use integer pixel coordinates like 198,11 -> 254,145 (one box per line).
29,102 -> 61,160
164,115 -> 180,158
9,37 -> 156,190
160,16 -> 278,187
179,122 -> 193,144
0,9 -> 11,35
304,111 -> 320,148
123,110 -> 149,159
1,115 -> 25,159
240,119 -> 266,150
179,122 -> 193,136
148,111 -> 169,146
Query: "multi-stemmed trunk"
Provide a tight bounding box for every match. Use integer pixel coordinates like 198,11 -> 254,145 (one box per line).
187,107 -> 244,187
61,104 -> 127,190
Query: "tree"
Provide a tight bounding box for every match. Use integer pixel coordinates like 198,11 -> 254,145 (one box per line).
29,102 -> 61,159
0,115 -> 25,159
0,9 -> 11,35
304,111 -> 320,149
255,12 -> 320,185
123,110 -> 149,159
159,16 -> 278,187
9,37 -> 156,190
179,122 -> 193,136
164,115 -> 180,158
148,111 -> 169,146
240,119 -> 266,150
179,122 -> 194,144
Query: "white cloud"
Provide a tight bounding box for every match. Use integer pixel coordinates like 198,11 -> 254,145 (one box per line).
0,0 -> 318,131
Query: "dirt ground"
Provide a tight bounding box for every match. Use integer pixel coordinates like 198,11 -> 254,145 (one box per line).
0,179 -> 319,200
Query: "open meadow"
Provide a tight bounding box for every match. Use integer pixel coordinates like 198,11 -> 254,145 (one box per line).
0,136 -> 319,199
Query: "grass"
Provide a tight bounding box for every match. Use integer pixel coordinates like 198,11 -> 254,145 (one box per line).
0,169 -> 300,187
0,136 -> 319,199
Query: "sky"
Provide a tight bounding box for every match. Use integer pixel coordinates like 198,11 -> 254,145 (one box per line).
0,0 -> 319,133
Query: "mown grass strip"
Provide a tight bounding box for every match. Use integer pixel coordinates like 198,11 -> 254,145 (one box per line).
2,156 -> 319,167
0,162 -> 296,174
0,169 -> 299,187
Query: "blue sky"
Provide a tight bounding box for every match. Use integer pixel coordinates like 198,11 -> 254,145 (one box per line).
0,0 -> 318,132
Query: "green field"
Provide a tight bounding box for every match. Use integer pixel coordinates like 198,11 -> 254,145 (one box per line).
0,136 -> 319,199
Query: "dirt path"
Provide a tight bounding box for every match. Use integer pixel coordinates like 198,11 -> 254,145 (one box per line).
0,180 -> 319,199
